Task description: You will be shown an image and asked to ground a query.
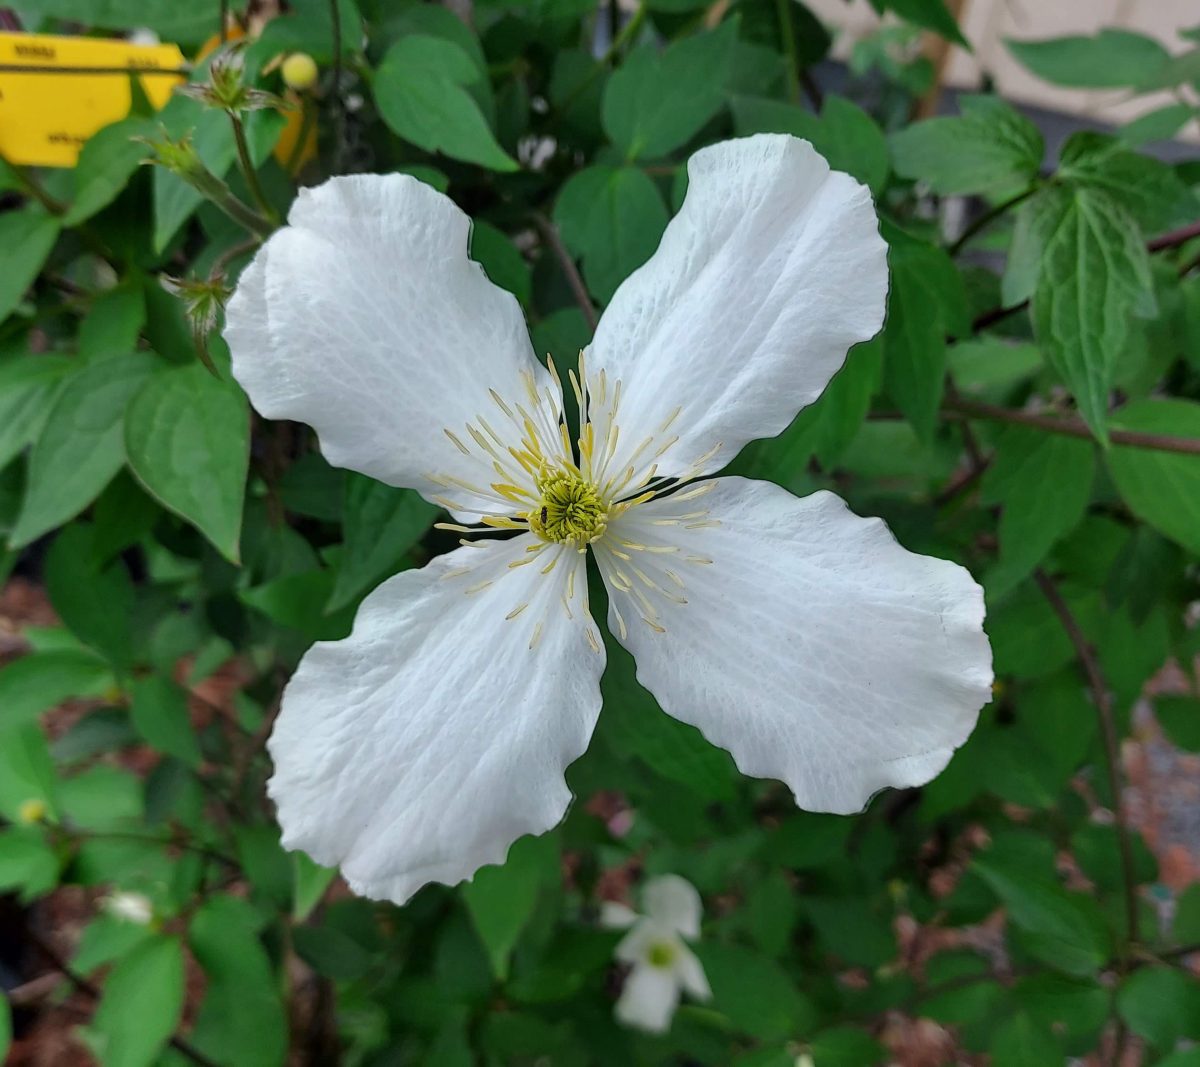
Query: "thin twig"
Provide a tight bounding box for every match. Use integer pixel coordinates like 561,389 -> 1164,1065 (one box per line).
1033,569 -> 1140,963
944,395 -> 1200,456
530,211 -> 598,333
1146,218 -> 1200,252
948,187 -> 1035,257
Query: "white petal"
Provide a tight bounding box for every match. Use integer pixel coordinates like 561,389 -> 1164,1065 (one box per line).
674,943 -> 711,1001
600,901 -> 639,929
585,134 -> 887,485
615,963 -> 681,1034
642,874 -> 702,939
224,174 -> 558,518
268,535 -> 604,904
596,478 -> 992,814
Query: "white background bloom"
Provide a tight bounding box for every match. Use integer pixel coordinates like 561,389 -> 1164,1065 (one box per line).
224,133 -> 993,905
105,890 -> 155,925
602,874 -> 710,1033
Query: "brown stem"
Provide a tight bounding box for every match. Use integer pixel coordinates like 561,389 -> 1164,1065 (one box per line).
1146,218 -> 1200,252
944,395 -> 1200,456
1033,569 -> 1140,962
530,211 -> 598,333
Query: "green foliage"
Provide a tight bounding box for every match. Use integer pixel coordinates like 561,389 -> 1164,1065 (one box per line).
2,1 -> 1199,1064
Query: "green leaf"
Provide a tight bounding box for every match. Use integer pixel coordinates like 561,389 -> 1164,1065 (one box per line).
0,206 -> 61,322
79,284 -> 146,363
1117,967 -> 1200,1049
189,895 -> 287,1067
1057,132 -> 1199,233
808,1027 -> 885,1067
696,942 -> 815,1040
0,825 -> 59,898
1014,973 -> 1109,1055
124,362 -> 250,562
1172,883 -> 1200,944
974,856 -> 1112,975
947,338 -> 1041,392
1156,696 -> 1200,752
1105,399 -> 1200,554
877,0 -> 967,46
64,117 -> 155,226
1119,103 -> 1199,148
129,676 -> 202,768
292,853 -> 337,922
292,924 -> 372,980
554,164 -> 668,304
241,569 -> 355,641
375,36 -> 517,172
471,220 -> 533,307
0,723 -> 58,822
329,475 -> 437,610
731,94 -> 889,195
44,525 -> 136,668
251,0 -> 362,64
0,991 -> 10,1066
602,23 -> 736,160
13,0 -> 220,41
10,353 -> 157,548
882,230 -> 964,440
1007,30 -> 1170,89
980,428 -> 1095,589
462,834 -> 558,981
0,353 -> 71,469
890,94 -> 1042,196
1032,186 -> 1155,445
990,1012 -> 1064,1067
88,935 -> 185,1067
0,649 -> 111,729
600,636 -> 737,800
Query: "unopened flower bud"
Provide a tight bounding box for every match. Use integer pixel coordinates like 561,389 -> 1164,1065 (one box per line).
281,52 -> 319,92
180,48 -> 286,114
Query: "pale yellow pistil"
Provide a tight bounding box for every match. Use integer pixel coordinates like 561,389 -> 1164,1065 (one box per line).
527,467 -> 609,550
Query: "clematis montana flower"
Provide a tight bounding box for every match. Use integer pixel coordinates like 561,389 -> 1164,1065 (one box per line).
224,134 -> 993,905
602,874 -> 710,1033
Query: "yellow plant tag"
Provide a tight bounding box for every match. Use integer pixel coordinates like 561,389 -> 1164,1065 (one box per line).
0,33 -> 186,167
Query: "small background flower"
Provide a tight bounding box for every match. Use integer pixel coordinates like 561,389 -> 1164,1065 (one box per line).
603,874 -> 711,1033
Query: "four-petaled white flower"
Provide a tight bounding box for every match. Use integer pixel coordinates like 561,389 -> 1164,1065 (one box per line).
224,133 -> 993,906
602,874 -> 710,1033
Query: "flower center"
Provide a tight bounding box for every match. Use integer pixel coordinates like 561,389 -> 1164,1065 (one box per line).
527,467 -> 608,549
646,940 -> 678,969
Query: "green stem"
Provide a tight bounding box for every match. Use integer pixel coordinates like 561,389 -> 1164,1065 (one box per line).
551,4 -> 647,123
948,186 -> 1035,257
774,0 -> 801,103
330,0 -> 346,175
229,112 -> 278,224
6,160 -> 66,215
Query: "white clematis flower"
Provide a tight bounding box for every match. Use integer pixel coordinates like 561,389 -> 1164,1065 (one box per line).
602,874 -> 710,1033
224,133 -> 993,905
